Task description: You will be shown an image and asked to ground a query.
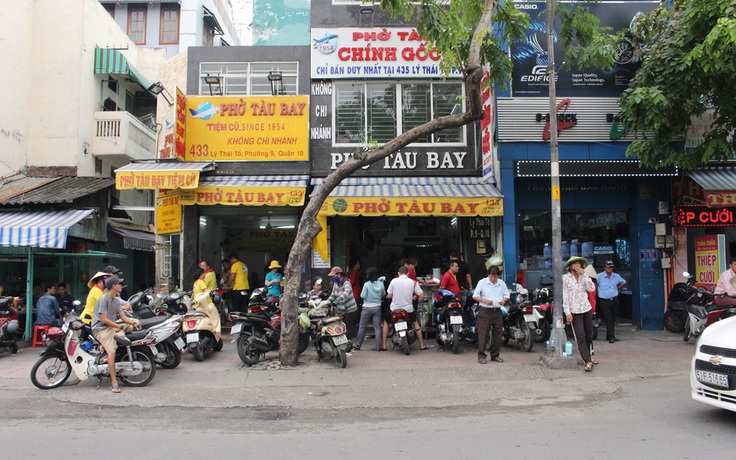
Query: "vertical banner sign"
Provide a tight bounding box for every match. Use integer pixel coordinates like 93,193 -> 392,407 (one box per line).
694,234 -> 726,287
156,191 -> 182,234
481,68 -> 495,182
175,87 -> 187,160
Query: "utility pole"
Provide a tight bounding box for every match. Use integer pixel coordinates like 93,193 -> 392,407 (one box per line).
544,0 -> 569,365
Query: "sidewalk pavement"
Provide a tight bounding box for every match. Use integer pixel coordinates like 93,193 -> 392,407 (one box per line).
0,325 -> 695,410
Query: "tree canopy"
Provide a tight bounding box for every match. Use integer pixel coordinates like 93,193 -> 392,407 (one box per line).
619,0 -> 736,169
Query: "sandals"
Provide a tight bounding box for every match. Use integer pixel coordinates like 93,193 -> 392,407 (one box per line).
353,345 -> 361,351
591,359 -> 599,365
111,384 -> 121,393
584,362 -> 594,372
378,347 -> 387,351
420,345 -> 430,351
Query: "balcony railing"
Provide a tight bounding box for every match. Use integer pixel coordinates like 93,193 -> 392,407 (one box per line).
91,111 -> 157,161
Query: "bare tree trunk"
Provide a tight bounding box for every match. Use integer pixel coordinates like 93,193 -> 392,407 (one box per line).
279,1 -> 497,366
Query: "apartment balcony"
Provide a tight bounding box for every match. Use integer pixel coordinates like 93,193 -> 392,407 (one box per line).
91,111 -> 157,161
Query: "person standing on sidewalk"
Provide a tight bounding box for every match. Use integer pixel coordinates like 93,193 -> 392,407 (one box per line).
473,265 -> 509,364
356,267 -> 385,351
563,256 -> 597,372
597,260 -> 626,343
227,253 -> 250,313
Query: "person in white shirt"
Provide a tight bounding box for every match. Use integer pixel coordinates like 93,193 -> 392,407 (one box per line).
380,265 -> 428,351
714,258 -> 736,307
473,265 -> 509,364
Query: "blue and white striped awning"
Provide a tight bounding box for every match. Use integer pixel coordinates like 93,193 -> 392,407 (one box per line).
0,209 -> 94,249
310,176 -> 503,198
688,167 -> 736,191
199,175 -> 309,188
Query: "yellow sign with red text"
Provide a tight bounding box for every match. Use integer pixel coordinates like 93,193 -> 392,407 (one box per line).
179,186 -> 305,206
320,197 -> 503,217
116,169 -> 201,190
156,192 -> 182,234
185,95 -> 309,162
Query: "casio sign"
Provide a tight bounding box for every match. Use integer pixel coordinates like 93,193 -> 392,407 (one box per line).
515,2 -> 539,9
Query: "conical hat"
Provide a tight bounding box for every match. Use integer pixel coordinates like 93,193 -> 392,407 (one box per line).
563,256 -> 589,271
87,271 -> 110,289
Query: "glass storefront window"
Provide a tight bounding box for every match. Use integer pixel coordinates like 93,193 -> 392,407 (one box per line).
518,210 -> 631,269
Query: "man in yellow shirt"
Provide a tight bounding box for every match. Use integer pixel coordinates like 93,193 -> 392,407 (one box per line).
81,271 -> 110,325
228,253 -> 250,312
199,260 -> 217,291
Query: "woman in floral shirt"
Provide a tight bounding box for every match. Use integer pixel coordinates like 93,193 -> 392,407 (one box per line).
562,256 -> 597,371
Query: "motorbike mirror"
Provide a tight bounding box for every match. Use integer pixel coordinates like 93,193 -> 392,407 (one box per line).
72,300 -> 82,306
683,271 -> 691,278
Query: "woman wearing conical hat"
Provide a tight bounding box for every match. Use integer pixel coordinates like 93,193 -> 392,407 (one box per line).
562,256 -> 597,372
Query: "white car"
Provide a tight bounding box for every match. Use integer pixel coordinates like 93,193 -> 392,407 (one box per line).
691,315 -> 736,412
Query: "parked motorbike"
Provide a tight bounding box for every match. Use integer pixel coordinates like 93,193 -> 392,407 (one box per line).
30,315 -> 156,390
682,272 -> 735,342
307,298 -> 350,368
0,296 -> 20,355
433,289 -> 465,353
663,280 -> 689,333
532,286 -> 598,343
230,298 -> 310,366
387,308 -> 417,355
500,290 -> 534,352
181,292 -> 223,361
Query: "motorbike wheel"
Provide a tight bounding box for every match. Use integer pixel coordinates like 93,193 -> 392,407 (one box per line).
451,326 -> 461,354
118,348 -> 156,387
298,333 -> 310,355
192,342 -> 206,362
30,355 -> 72,390
518,321 -> 534,352
683,317 -> 692,342
213,338 -> 224,352
159,341 -> 182,369
663,310 -> 684,333
334,348 -> 347,368
401,335 -> 410,355
237,333 -> 261,366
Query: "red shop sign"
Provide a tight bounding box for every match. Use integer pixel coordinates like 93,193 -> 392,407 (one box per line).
674,205 -> 736,227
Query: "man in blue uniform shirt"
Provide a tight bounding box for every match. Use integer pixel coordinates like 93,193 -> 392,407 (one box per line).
597,260 -> 627,343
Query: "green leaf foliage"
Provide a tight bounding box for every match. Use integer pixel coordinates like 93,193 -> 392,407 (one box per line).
619,0 -> 736,169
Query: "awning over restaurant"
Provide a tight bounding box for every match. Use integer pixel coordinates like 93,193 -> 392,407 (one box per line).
94,48 -> 154,91
108,225 -> 155,252
1,177 -> 114,205
0,209 -> 94,249
688,167 -> 736,191
114,162 -> 216,190
311,177 -> 503,217
688,166 -> 736,207
179,175 -> 309,206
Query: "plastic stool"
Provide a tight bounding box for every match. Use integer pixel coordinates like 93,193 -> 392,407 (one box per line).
32,325 -> 51,347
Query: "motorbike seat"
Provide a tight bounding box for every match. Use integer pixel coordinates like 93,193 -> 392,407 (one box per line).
321,316 -> 342,325
138,316 -> 168,329
706,303 -> 729,313
125,330 -> 148,341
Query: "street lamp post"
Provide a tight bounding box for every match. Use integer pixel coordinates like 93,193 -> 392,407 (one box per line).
545,0 -> 570,364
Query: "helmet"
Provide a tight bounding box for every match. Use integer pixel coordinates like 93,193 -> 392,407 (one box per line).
211,292 -> 222,306
45,326 -> 64,340
5,319 -> 19,334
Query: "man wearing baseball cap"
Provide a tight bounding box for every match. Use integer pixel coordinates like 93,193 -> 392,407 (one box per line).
92,276 -> 139,393
597,260 -> 627,343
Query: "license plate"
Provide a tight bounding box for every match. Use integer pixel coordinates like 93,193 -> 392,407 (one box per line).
696,370 -> 729,388
524,314 -> 535,323
395,321 -> 408,331
186,333 -> 199,344
231,323 -> 243,335
450,315 -> 463,325
174,337 -> 185,350
332,334 -> 349,346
